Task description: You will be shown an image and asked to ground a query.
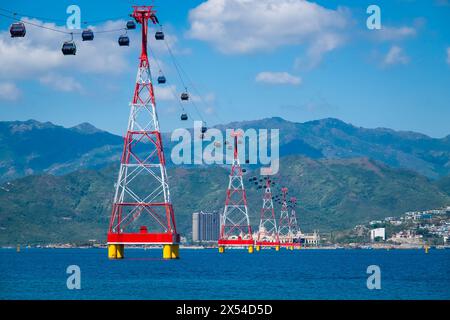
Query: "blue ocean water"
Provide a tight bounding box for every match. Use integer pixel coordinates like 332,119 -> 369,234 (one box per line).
0,248 -> 449,300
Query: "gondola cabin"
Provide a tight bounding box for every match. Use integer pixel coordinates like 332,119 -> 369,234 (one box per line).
10,22 -> 26,38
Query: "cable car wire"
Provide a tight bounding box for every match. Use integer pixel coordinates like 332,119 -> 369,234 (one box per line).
0,10 -> 128,35
147,45 -> 193,122
0,7 -> 128,25
163,35 -> 226,125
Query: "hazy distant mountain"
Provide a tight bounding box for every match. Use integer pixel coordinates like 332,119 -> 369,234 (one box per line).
1,117 -> 449,183
218,117 -> 450,179
1,156 -> 448,245
0,120 -> 123,182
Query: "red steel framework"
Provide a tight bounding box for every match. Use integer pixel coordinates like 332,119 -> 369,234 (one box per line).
278,187 -> 293,246
255,178 -> 280,247
107,6 -> 179,246
218,131 -> 253,247
289,197 -> 301,248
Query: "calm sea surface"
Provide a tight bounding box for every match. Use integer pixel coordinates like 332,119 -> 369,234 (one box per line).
0,248 -> 449,300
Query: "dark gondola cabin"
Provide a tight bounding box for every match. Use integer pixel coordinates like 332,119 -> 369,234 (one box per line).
126,20 -> 136,30
201,126 -> 207,133
157,75 -> 166,84
180,92 -> 189,101
118,35 -> 130,46
10,22 -> 26,38
81,29 -> 94,41
61,41 -> 76,55
180,113 -> 188,121
155,31 -> 164,40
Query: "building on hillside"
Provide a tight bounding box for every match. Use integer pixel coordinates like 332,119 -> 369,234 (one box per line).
370,228 -> 385,242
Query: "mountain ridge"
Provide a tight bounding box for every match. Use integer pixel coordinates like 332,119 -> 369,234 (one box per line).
1,155 -> 448,245
0,116 -> 449,182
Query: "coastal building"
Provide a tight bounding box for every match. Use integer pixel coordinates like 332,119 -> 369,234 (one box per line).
370,228 -> 385,241
192,211 -> 220,242
300,231 -> 320,246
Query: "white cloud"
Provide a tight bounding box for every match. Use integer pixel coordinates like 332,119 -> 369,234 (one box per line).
446,47 -> 450,65
154,84 -> 177,101
0,18 -> 134,80
383,45 -> 409,66
376,26 -> 416,41
187,0 -> 349,61
0,82 -> 20,101
191,92 -> 215,103
39,73 -> 83,92
256,71 -> 302,85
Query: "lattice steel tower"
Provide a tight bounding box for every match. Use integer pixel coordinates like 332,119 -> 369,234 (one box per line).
289,197 -> 299,237
278,187 -> 292,246
218,131 -> 254,253
107,6 -> 180,260
255,178 -> 280,251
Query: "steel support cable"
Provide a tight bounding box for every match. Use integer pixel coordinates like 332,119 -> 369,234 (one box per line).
0,11 -> 127,35
163,39 -> 206,123
147,45 -> 194,122
163,36 -> 227,126
0,7 -> 129,25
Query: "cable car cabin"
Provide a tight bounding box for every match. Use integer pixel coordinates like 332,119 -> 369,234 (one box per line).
245,159 -> 250,164
61,41 -> 76,55
10,22 -> 26,38
180,92 -> 189,101
242,169 -> 247,173
155,31 -> 164,40
180,113 -> 188,121
126,20 -> 136,30
118,35 -> 130,46
157,76 -> 166,84
201,126 -> 207,133
81,29 -> 94,41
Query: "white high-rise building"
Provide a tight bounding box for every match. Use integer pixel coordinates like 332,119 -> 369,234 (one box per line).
370,228 -> 386,241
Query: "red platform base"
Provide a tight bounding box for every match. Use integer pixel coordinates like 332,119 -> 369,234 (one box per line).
218,239 -> 254,246
255,241 -> 281,247
279,242 -> 301,247
107,232 -> 180,245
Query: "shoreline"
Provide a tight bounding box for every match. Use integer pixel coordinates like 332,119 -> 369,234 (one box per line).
4,244 -> 450,250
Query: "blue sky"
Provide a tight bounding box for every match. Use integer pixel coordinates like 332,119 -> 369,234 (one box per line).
0,0 -> 449,137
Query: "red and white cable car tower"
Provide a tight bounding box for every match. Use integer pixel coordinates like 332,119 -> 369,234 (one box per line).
107,6 -> 180,260
218,131 -> 254,253
255,178 -> 280,251
278,187 -> 294,249
289,197 -> 301,249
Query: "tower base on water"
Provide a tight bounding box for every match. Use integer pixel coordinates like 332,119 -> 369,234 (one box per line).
108,244 -> 124,259
163,244 -> 180,259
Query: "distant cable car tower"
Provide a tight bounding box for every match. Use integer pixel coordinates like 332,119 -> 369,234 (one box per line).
255,178 -> 280,251
289,197 -> 300,249
218,131 -> 254,253
278,187 -> 293,249
107,6 -> 180,260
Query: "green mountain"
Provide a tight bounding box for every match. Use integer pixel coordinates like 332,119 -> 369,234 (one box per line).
1,156 -> 448,246
436,175 -> 450,196
1,117 -> 450,183
0,120 -> 123,182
